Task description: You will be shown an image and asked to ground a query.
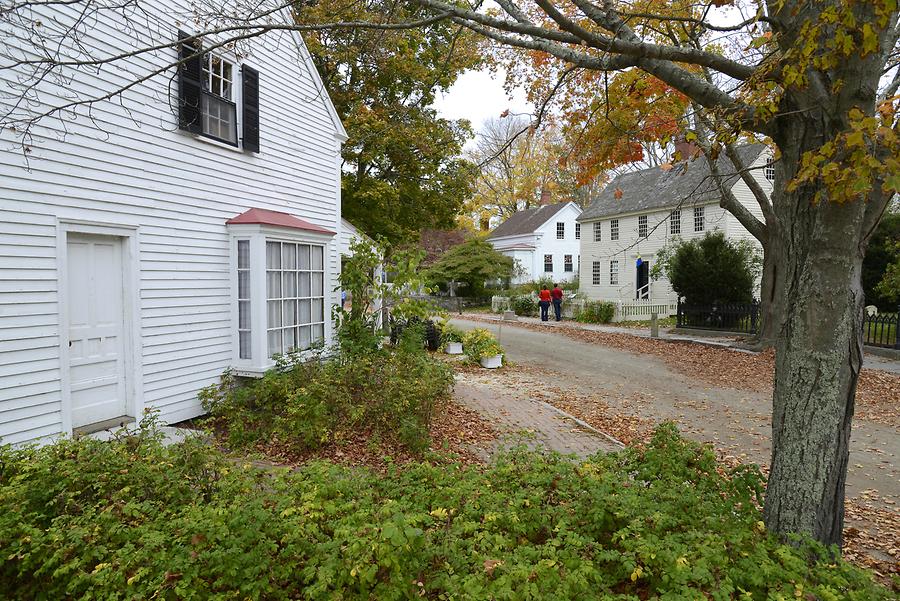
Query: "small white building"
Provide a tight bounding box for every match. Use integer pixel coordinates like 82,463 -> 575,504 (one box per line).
0,2 -> 347,444
487,202 -> 583,284
578,144 -> 771,305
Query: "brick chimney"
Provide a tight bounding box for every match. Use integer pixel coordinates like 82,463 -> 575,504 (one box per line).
539,188 -> 552,205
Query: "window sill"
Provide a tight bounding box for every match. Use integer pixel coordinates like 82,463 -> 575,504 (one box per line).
182,130 -> 251,154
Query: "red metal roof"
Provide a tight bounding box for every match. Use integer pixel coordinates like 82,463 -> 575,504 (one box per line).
226,208 -> 335,235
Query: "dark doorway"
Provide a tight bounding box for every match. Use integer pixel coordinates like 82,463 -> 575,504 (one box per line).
636,261 -> 650,299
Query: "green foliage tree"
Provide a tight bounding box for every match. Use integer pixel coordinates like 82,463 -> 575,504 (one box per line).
862,213 -> 900,309
654,232 -> 760,306
427,238 -> 514,296
874,241 -> 900,306
300,0 -> 481,244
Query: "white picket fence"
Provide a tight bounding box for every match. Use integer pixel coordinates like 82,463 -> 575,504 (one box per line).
490,295 -> 678,322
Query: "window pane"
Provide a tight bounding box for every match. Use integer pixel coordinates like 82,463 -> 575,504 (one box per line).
266,242 -> 281,269
283,299 -> 297,327
299,299 -> 312,325
237,240 -> 250,269
239,331 -> 251,360
299,272 -> 311,297
238,300 -> 250,329
311,246 -> 324,270
311,323 -> 324,344
283,243 -> 297,269
267,300 -> 282,328
283,271 -> 297,297
285,327 -> 297,353
299,325 -> 311,350
238,270 -> 250,299
312,298 -> 324,322
298,245 -> 311,270
267,329 -> 282,357
311,272 -> 324,296
266,271 -> 281,299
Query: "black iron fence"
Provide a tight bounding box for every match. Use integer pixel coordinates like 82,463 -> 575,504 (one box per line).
864,310 -> 899,349
676,300 -> 759,334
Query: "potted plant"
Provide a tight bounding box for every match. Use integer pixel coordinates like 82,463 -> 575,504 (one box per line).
439,322 -> 465,355
462,328 -> 504,368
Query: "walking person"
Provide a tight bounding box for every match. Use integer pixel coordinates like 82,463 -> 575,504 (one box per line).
538,285 -> 552,322
551,283 -> 564,321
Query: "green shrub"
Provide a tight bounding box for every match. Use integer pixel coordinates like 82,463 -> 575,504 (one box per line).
0,423 -> 890,599
200,334 -> 453,454
462,327 -> 504,363
576,300 -> 617,324
437,320 -> 465,348
510,294 -> 538,316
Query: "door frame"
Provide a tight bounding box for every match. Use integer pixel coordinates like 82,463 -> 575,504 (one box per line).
57,220 -> 142,435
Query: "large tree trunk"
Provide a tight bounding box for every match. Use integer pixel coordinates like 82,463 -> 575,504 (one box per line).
756,234 -> 783,348
763,120 -> 868,548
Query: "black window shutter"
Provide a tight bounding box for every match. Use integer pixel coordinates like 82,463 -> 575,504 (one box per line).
177,30 -> 203,134
241,65 -> 260,153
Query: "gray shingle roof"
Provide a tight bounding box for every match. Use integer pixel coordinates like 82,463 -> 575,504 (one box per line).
487,202 -> 572,239
577,144 -> 766,222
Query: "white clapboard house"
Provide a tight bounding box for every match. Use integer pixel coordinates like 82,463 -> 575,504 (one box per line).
0,3 -> 347,445
487,200 -> 583,285
577,144 -> 772,308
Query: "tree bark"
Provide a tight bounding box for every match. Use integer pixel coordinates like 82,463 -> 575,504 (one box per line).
763,118 -> 868,548
756,235 -> 782,347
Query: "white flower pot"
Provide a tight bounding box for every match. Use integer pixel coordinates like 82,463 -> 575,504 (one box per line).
445,342 -> 463,355
480,354 -> 503,369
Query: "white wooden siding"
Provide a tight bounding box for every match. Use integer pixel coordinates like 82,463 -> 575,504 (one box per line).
0,0 -> 343,443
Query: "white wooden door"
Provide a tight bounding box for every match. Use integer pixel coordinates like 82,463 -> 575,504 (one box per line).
67,233 -> 127,428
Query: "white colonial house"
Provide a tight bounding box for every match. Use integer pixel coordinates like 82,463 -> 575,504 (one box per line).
0,2 -> 348,445
487,202 -> 583,284
578,144 -> 772,308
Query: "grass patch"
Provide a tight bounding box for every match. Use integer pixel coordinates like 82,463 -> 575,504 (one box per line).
0,423 -> 891,599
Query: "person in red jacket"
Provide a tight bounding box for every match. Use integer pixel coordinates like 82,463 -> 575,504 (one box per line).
551,283 -> 564,321
538,285 -> 552,321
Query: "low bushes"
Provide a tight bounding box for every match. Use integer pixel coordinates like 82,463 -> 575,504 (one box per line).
576,300 -> 617,324
0,423 -> 889,599
462,327 -> 504,363
510,294 -> 538,316
200,332 -> 453,454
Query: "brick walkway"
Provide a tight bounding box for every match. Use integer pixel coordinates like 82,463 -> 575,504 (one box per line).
454,376 -> 622,459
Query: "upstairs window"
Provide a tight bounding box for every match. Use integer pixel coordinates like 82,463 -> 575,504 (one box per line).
765,158 -> 775,181
610,219 -> 619,241
556,222 -> 565,239
594,222 -> 602,242
670,209 -> 681,235
564,255 -> 573,272
609,260 -> 619,285
575,223 -> 581,239
592,261 -> 601,285
638,215 -> 648,238
544,254 -> 553,273
694,206 -> 705,232
202,54 -> 237,145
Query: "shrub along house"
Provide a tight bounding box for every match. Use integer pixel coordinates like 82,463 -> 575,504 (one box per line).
0,3 -> 347,445
487,196 -> 582,285
577,144 -> 771,311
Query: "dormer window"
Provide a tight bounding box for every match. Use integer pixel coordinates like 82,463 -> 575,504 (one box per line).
202,54 -> 237,145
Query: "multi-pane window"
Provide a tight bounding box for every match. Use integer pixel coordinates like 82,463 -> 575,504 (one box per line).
610,260 -> 619,285
556,222 -> 565,239
266,241 -> 325,357
564,255 -> 573,272
610,219 -> 619,241
236,240 -> 251,359
765,158 -> 775,181
670,209 -> 681,235
693,206 -> 705,232
638,215 -> 648,238
593,222 -> 602,242
202,54 -> 237,144
544,254 -> 553,273
592,261 -> 602,285
575,223 -> 581,239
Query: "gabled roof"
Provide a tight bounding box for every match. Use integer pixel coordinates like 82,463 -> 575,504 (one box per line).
488,202 -> 577,239
578,144 -> 767,222
227,208 -> 335,235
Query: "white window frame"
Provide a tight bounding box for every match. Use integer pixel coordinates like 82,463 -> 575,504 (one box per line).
592,261 -> 601,285
765,158 -> 775,181
638,215 -> 648,238
575,223 -> 581,239
670,209 -> 681,235
556,222 -> 565,239
199,51 -> 242,148
228,223 -> 333,375
610,219 -> 619,241
593,222 -> 602,242
564,254 -> 573,272
610,260 -> 619,285
544,254 -> 553,273
694,206 -> 705,232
